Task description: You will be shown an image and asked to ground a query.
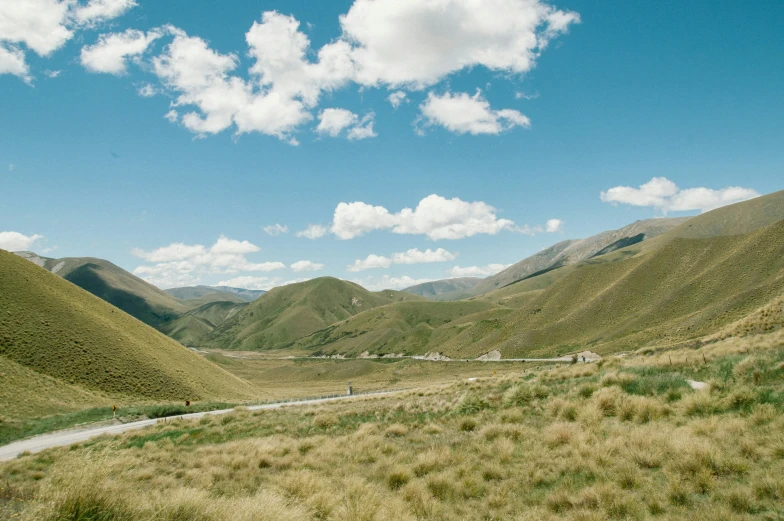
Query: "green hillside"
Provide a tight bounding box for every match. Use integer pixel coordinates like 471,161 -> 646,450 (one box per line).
402,277 -> 482,300
203,277 -> 423,350
14,252 -> 189,327
0,249 -> 256,416
297,299 -> 508,356
451,217 -> 784,357
158,301 -> 247,346
165,285 -> 266,303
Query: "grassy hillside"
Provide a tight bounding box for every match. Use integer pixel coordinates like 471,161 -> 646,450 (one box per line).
165,285 -> 266,303
204,278 -> 423,350
466,217 -> 689,298
4,328 -> 783,520
159,301 -> 247,346
403,278 -> 482,300
459,218 -> 784,358
0,249 -> 256,413
14,252 -> 189,327
297,300 -> 508,357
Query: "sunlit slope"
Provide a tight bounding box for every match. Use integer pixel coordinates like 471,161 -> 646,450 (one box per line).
14,252 -> 189,326
158,301 -> 247,346
466,217 -> 689,297
463,218 -> 784,357
204,277 -> 423,350
296,299 -> 509,356
0,250 -> 256,402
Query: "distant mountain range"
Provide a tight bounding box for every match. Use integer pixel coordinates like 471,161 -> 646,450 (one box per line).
8,190 -> 784,359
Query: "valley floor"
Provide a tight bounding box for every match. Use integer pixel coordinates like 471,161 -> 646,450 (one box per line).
2,330 -> 783,520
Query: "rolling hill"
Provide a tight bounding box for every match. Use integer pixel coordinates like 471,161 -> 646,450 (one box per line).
165,285 -> 266,303
14,252 -> 189,327
290,191 -> 784,359
203,277 -> 424,350
464,217 -> 690,298
158,301 -> 247,346
0,249 -> 256,419
402,277 -> 482,299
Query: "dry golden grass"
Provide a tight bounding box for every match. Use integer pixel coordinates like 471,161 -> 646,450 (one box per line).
2,330 -> 784,520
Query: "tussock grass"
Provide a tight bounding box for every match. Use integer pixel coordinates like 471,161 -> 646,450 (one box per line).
3,331 -> 784,520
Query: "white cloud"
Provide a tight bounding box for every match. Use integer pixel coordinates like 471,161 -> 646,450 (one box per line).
131,234 -> 284,287
600,177 -> 760,214
296,224 -> 328,239
164,109 -> 178,123
347,254 -> 392,272
339,0 -> 579,88
419,90 -> 530,135
0,44 -> 29,80
72,0 -> 137,26
0,0 -> 137,81
347,113 -> 377,140
0,231 -> 44,252
316,108 -> 358,136
388,91 -> 407,108
448,263 -> 510,277
137,83 -> 157,97
545,218 -> 563,233
332,194 -> 515,240
81,28 -> 162,74
290,260 -> 324,272
355,274 -> 433,291
316,108 -> 377,140
8,163 -> 14,172
263,223 -> 288,236
391,247 -> 457,264
347,247 -> 456,273
44,69 -> 61,78
217,275 -> 308,291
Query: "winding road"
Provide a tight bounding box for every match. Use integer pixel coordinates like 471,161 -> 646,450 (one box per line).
0,390 -> 402,462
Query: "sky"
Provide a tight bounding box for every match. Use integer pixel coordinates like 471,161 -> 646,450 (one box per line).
1,0 -> 783,291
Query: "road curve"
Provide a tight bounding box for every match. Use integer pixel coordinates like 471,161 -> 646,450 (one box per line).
0,390 -> 403,462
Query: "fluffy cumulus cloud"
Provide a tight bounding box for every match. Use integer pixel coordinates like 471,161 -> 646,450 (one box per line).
353,274 -> 433,291
217,275 -> 307,291
80,28 -> 162,74
0,0 -> 137,81
339,0 -> 579,88
290,260 -> 324,272
392,247 -> 456,264
332,194 -> 515,240
545,218 -> 563,233
449,263 -> 510,277
296,224 -> 328,240
315,108 -> 377,140
64,0 -> 575,140
0,231 -> 44,251
419,90 -> 530,135
131,234 -> 285,287
347,247 -> 457,272
347,254 -> 392,272
387,91 -> 407,108
600,177 -> 760,214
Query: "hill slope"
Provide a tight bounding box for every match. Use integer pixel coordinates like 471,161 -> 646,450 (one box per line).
402,277 -> 482,299
158,301 -> 247,346
466,217 -> 689,297
203,277 -> 423,350
165,285 -> 266,303
14,252 -> 188,326
0,249 -> 256,414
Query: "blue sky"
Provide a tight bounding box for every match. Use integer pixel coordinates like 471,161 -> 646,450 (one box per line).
1,0 -> 783,290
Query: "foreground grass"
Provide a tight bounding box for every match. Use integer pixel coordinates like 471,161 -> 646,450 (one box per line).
0,403 -> 234,446
1,331 -> 783,520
